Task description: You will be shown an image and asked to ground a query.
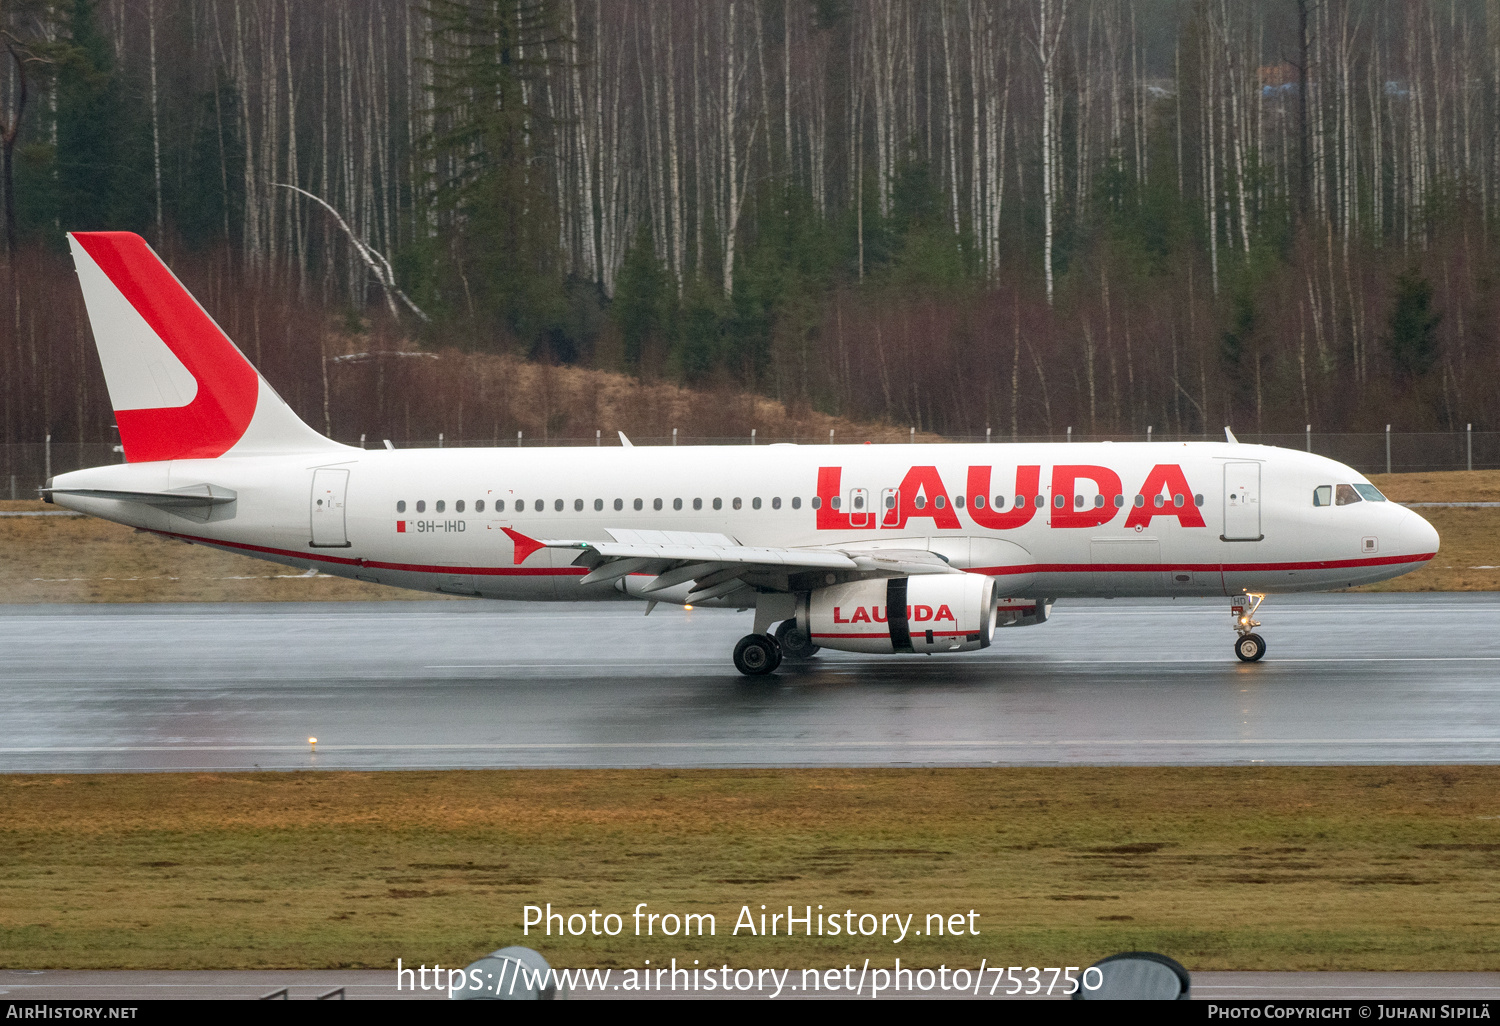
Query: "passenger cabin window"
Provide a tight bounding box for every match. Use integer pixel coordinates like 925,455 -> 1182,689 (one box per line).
456,500 -> 465,513
792,497 -> 802,509
972,495 -> 985,509
594,499 -> 603,511
535,499 -> 544,512
636,499 -> 646,511
1353,484 -> 1387,502
1335,484 -> 1362,506
713,498 -> 723,510
416,500 -> 426,513
831,496 -> 841,510
772,497 -> 781,509
913,496 -> 925,510
752,497 -> 761,510
397,500 -> 406,513
995,495 -> 1007,509
476,500 -> 485,512
574,499 -> 584,511
733,497 -> 743,510
556,499 -> 565,512
496,499 -> 505,512
810,497 -> 820,510
436,500 -> 446,513
1112,495 -> 1124,508
615,499 -> 624,511
672,499 -> 681,510
693,498 -> 703,511
934,496 -> 946,509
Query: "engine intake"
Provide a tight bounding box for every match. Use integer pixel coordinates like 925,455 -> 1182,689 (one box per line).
807,574 -> 999,654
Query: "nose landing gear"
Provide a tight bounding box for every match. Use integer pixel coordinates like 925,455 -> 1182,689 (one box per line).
1231,593 -> 1266,662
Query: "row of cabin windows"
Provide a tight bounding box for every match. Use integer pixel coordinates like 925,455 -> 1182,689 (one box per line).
398,496 -> 807,514
394,491 -> 1207,515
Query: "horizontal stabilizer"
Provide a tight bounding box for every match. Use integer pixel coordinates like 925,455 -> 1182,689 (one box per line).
45,483 -> 238,523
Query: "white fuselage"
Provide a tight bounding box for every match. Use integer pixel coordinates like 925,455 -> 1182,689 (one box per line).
49,441 -> 1438,603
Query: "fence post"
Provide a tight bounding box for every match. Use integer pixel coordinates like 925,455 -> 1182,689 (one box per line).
829,429 -> 835,444
44,434 -> 51,483
359,433 -> 366,449
751,428 -> 756,445
1385,424 -> 1391,474
1468,423 -> 1473,472
1146,426 -> 1152,443
672,428 -> 678,446
438,432 -> 444,449
596,429 -> 601,446
1066,426 -> 1072,443
1306,424 -> 1311,452
516,431 -> 522,447
910,426 -> 915,443
9,474 -> 15,501
986,427 -> 992,444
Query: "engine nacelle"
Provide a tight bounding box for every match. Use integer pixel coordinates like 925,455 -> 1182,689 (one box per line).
808,574 -> 998,654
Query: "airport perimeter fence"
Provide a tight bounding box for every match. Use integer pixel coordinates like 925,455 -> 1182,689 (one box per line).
2,430 -> 1496,500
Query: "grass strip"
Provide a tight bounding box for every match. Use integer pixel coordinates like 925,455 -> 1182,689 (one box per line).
3,767 -> 1500,971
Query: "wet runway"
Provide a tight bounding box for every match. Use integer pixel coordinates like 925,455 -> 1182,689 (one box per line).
3,593 -> 1498,772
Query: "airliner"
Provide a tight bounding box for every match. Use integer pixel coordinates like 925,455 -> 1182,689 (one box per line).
45,232 -> 1440,674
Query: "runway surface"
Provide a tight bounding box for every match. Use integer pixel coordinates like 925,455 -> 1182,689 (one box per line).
3,968 -> 1499,1001
2,593 -> 1498,772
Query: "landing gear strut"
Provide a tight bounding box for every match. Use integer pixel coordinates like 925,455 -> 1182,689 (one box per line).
1231,593 -> 1266,662
775,619 -> 820,660
733,633 -> 782,676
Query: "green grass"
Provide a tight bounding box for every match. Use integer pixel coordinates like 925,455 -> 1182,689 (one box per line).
4,768 -> 1500,970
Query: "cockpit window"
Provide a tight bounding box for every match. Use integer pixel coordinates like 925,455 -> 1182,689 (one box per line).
1313,485 -> 1332,507
1352,483 -> 1387,502
1335,484 -> 1362,506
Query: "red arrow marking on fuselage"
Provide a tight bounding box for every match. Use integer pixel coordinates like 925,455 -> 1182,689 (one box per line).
501,527 -> 546,564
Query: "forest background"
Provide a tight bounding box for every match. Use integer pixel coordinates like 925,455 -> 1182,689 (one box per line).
1,0 -> 1497,449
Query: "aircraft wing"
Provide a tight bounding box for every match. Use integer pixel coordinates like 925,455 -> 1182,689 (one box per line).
503,527 -> 959,599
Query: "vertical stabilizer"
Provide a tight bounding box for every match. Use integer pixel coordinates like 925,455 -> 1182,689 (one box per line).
68,231 -> 345,462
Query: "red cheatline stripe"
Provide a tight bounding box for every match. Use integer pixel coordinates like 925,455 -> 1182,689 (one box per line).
153,529 -> 588,577
972,551 -> 1436,575
154,528 -> 1436,582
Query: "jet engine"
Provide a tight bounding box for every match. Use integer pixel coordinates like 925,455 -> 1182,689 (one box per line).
807,574 -> 999,654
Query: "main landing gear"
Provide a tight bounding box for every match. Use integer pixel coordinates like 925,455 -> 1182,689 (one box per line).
1231,592 -> 1267,662
775,619 -> 820,661
733,633 -> 782,675
734,620 -> 820,677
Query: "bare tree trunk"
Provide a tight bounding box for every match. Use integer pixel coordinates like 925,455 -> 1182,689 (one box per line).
148,0 -> 164,246
1034,0 -> 1068,305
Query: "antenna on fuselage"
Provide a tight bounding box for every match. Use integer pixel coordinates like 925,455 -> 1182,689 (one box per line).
618,431 -> 634,448
1224,427 -> 1239,444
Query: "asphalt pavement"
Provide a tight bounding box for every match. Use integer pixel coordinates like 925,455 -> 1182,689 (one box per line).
2,593 -> 1497,771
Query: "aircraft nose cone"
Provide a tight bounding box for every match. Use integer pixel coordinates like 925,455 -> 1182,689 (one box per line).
1401,509 -> 1440,558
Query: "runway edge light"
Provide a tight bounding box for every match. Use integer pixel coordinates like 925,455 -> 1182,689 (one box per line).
1073,951 -> 1191,1000
452,946 -> 567,1000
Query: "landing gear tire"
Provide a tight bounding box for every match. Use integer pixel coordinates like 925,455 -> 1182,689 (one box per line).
775,619 -> 819,660
734,634 -> 782,676
1235,632 -> 1267,663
